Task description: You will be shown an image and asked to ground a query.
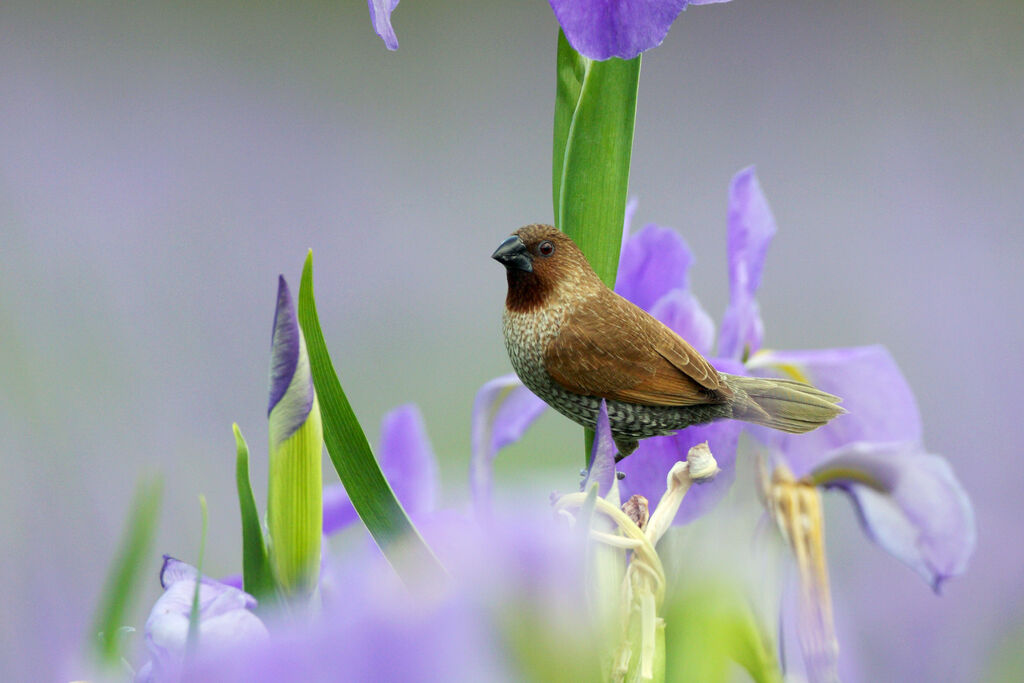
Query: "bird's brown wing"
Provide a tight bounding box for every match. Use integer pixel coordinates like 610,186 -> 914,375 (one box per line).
544,293 -> 726,406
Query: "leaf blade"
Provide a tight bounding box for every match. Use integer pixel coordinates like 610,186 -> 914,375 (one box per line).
296,251 -> 445,590
233,424 -> 277,606
89,475 -> 163,667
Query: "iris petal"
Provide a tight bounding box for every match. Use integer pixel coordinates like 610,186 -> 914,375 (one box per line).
748,345 -> 921,475
141,558 -> 268,681
367,0 -> 400,51
581,400 -> 617,499
649,289 -> 716,357
550,0 -> 729,61
811,442 -> 976,592
470,374 -> 548,514
719,167 -> 776,360
616,223 -> 696,311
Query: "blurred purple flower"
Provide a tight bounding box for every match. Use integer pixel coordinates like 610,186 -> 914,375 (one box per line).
322,403 -> 438,534
178,508 -> 601,682
368,0 -> 400,51
136,557 -> 268,683
550,0 -> 732,61
469,373 -> 547,516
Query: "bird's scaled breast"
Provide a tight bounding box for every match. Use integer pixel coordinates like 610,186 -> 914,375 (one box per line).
502,302 -> 568,392
501,300 -> 609,428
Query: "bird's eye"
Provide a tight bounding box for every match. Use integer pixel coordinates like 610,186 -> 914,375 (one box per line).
538,240 -> 555,257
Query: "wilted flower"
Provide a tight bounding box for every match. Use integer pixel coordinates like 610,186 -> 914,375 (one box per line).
553,402 -> 721,680
550,0 -> 732,61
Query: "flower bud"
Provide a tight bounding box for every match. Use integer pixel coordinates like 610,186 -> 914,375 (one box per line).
266,276 -> 322,597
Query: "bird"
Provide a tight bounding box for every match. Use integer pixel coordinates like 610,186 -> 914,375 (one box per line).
492,224 -> 844,461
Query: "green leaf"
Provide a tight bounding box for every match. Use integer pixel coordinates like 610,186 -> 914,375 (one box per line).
553,29 -> 640,288
233,424 -> 278,605
297,251 -> 446,591
89,475 -> 163,667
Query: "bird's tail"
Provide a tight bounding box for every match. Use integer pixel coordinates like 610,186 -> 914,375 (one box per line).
723,374 -> 844,434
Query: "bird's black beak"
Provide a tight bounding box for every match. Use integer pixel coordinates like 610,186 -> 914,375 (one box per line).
491,235 -> 533,273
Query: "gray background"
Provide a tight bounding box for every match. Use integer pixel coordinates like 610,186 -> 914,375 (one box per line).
1,1 -> 1021,679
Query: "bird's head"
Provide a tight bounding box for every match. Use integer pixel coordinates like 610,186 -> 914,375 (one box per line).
491,224 -> 601,312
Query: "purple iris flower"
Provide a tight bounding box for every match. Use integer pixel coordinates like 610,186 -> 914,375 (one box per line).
135,557 -> 268,683
166,507 -> 600,682
474,166 -> 974,587
549,0 -> 732,61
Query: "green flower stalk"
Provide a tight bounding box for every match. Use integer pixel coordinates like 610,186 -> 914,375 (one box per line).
267,276 -> 323,597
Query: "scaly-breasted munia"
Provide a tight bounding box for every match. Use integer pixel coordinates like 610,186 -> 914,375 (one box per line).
492,224 -> 843,460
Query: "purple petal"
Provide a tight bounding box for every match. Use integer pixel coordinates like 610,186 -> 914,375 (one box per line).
158,557 -> 258,613
649,289 -> 716,357
190,508 -> 596,682
470,374 -> 548,514
616,223 -> 695,312
748,345 -> 921,475
323,403 -> 438,535
322,482 -> 358,536
268,276 -> 300,417
811,442 -> 976,592
143,558 -> 267,680
618,419 -> 741,525
719,167 -> 776,360
267,276 -> 314,446
581,401 -> 616,497
778,567 -> 840,683
550,0 -> 729,60
378,404 -> 438,518
367,0 -> 400,51
218,574 -> 243,590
